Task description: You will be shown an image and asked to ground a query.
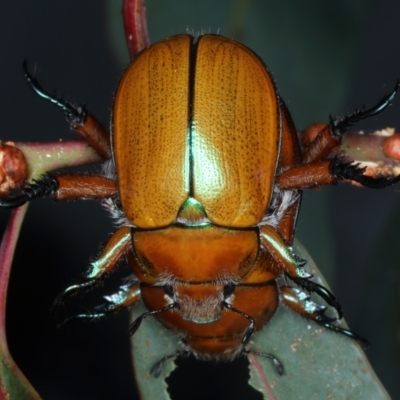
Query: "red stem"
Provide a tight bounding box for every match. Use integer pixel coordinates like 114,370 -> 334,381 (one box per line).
248,353 -> 278,400
123,0 -> 150,58
0,205 -> 28,351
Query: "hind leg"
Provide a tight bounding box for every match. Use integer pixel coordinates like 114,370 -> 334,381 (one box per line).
281,286 -> 369,348
59,281 -> 141,326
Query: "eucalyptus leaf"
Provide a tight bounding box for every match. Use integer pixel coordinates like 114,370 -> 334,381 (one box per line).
130,303 -> 179,400
248,241 -> 390,400
130,240 -> 390,400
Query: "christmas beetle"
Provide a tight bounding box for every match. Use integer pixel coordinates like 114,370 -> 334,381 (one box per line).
1,34 -> 399,375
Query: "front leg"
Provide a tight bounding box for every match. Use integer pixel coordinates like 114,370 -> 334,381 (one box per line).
300,81 -> 399,164
24,61 -> 111,159
58,281 -> 141,326
0,173 -> 118,207
276,156 -> 400,190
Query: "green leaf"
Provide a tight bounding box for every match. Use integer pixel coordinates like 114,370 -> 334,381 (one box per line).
130,240 -> 390,400
0,352 -> 41,399
130,303 -> 179,400
248,241 -> 390,400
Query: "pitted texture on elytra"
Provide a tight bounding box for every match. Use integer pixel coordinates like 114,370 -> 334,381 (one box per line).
113,34 -> 280,228
113,35 -> 191,228
193,35 -> 280,227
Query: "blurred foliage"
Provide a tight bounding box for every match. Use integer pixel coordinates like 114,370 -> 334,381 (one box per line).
358,207 -> 400,394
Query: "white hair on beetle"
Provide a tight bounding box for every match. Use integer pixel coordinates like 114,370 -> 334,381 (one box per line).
100,160 -> 133,228
260,187 -> 299,228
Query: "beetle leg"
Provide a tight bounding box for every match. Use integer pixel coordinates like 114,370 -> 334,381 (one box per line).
276,160 -> 336,189
301,81 -> 399,163
260,225 -> 343,318
58,281 -> 141,326
242,348 -> 284,375
259,225 -> 310,279
23,61 -> 111,159
281,286 -> 336,322
150,351 -> 183,378
149,349 -> 191,378
289,279 -> 343,319
274,196 -> 301,245
0,173 -> 118,208
222,300 -> 285,375
53,226 -> 131,306
128,302 -> 178,336
281,286 -> 369,348
222,301 -> 255,345
331,80 -> 399,136
301,124 -> 338,164
276,157 -> 400,190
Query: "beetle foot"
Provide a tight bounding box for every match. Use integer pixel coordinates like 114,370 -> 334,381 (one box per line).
52,279 -> 99,310
150,351 -> 186,378
0,174 -> 58,208
23,60 -> 87,125
316,320 -> 370,349
292,277 -> 343,319
150,360 -> 164,378
351,172 -> 400,188
292,254 -> 312,279
128,302 -> 178,336
314,306 -> 337,323
243,348 -> 284,375
330,80 -> 399,135
128,315 -> 143,336
0,193 -> 30,208
330,157 -> 365,181
57,309 -> 109,328
330,156 -> 400,188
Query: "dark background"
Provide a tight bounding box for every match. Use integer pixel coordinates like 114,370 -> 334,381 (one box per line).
0,1 -> 399,399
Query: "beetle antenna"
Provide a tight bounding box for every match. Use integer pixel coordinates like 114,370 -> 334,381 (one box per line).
243,348 -> 284,375
222,301 -> 255,344
128,303 -> 177,336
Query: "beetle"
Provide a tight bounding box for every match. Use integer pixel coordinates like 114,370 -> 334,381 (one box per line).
1,34 -> 399,375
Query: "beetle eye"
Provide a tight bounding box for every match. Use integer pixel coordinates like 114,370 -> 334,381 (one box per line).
223,283 -> 235,298
164,284 -> 174,297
